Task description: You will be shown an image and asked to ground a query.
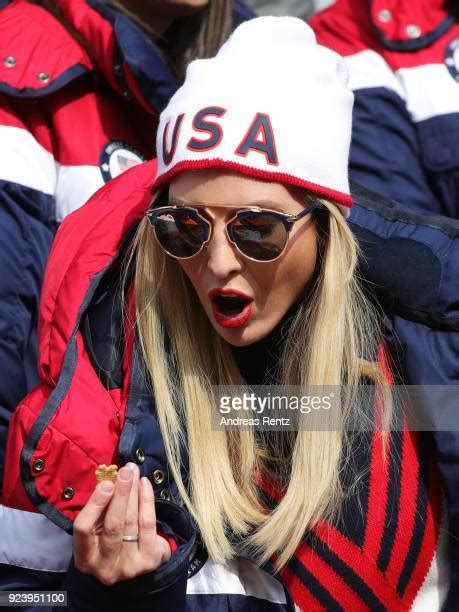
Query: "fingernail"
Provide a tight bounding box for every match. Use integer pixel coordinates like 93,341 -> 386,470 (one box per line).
126,462 -> 138,473
99,480 -> 114,493
141,477 -> 151,490
119,467 -> 133,482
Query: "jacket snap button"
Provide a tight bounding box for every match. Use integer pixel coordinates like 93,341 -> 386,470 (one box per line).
63,486 -> 74,500
4,56 -> 16,68
37,72 -> 50,83
160,489 -> 171,500
378,9 -> 391,22
32,458 -> 45,473
406,24 -> 421,39
135,448 -> 145,464
152,469 -> 165,485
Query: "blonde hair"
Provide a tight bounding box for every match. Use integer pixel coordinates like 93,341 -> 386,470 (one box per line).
130,197 -> 390,569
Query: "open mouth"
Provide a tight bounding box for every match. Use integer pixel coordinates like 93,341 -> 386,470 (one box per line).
214,295 -> 249,315
209,289 -> 253,328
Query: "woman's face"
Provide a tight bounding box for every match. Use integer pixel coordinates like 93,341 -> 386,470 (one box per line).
168,170 -> 319,347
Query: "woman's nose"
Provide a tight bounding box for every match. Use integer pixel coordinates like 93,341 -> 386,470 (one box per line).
205,221 -> 243,279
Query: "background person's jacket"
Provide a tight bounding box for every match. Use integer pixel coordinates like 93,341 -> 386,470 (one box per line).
310,0 -> 459,219
0,0 -> 254,494
0,161 -> 458,610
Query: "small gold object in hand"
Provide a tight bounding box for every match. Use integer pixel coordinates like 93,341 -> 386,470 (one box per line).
95,464 -> 118,483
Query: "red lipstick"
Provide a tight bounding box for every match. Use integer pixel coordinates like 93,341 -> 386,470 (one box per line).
208,288 -> 253,329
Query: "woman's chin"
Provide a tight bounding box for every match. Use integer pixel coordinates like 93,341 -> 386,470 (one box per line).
210,320 -> 268,347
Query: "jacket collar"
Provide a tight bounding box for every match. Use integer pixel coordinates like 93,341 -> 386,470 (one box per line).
0,0 -> 175,111
0,0 -> 93,97
370,0 -> 457,51
38,159 -> 157,385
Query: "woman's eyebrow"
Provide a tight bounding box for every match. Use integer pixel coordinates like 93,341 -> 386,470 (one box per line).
167,196 -> 191,207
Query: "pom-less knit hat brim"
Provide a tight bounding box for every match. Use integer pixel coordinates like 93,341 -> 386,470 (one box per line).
153,16 -> 354,216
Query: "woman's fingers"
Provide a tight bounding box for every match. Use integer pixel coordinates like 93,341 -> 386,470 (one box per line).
138,477 -> 157,553
98,466 -> 134,559
73,480 -> 115,565
74,470 -> 171,583
124,463 -> 140,536
121,463 -> 141,567
138,477 -> 171,563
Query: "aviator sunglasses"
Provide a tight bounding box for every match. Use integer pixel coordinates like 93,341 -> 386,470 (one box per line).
145,190 -> 322,263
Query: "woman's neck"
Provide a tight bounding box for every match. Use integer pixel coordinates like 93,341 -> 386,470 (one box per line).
231,299 -> 303,386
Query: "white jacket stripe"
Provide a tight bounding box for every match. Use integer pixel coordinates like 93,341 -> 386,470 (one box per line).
0,126 -> 57,195
345,51 -> 459,123
0,126 -> 105,222
0,505 -> 72,572
187,557 -> 287,603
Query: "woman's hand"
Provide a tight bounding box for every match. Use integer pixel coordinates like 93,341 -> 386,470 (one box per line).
73,463 -> 171,585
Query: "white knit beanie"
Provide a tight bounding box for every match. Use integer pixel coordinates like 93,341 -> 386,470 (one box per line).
154,16 -> 354,215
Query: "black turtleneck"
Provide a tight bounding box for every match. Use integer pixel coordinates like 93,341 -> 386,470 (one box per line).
231,299 -> 303,386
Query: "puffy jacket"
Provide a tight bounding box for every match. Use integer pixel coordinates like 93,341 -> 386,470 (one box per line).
0,0 -> 254,492
310,0 -> 459,219
0,160 -> 458,610
0,159 -> 295,611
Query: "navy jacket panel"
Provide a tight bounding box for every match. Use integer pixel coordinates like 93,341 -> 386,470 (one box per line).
233,0 -> 257,24
0,564 -> 63,612
351,87 -> 459,218
350,87 -> 444,215
349,181 -> 459,325
0,181 -> 56,494
349,182 -> 459,609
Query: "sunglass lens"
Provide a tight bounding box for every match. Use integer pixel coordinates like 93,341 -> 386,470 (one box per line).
154,209 -> 209,258
231,212 -> 288,261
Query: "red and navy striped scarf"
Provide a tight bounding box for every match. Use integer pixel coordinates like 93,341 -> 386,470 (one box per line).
264,429 -> 442,611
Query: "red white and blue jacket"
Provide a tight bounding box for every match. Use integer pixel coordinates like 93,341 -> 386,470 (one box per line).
0,161 -> 458,610
0,160 -> 295,611
0,0 -> 253,493
309,0 -> 459,219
